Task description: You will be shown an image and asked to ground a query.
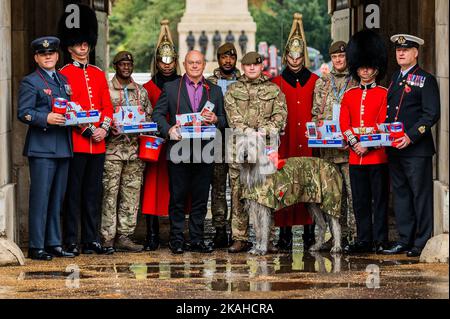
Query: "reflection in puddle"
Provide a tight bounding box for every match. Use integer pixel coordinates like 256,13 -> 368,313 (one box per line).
82,252 -> 419,280
208,279 -> 364,292
19,253 -> 421,292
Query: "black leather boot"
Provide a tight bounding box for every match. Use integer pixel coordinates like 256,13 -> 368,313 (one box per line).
213,226 -> 229,248
144,215 -> 160,251
302,223 -> 316,250
277,227 -> 293,252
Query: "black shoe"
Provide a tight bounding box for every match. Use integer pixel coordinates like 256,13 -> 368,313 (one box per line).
28,248 -> 52,261
344,241 -> 372,254
45,246 -> 76,258
66,244 -> 80,256
187,242 -> 214,253
169,241 -> 184,254
382,243 -> 410,255
213,227 -> 229,248
373,242 -> 388,254
406,247 -> 422,257
82,242 -> 114,255
144,235 -> 160,251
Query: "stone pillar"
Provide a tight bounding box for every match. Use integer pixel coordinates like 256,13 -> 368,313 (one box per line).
0,0 -> 25,266
177,0 -> 257,74
420,0 -> 449,263
433,0 -> 449,236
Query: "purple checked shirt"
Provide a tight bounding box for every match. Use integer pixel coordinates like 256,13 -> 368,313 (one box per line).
185,75 -> 204,112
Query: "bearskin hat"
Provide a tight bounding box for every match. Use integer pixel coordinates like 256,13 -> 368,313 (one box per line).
58,4 -> 98,50
347,29 -> 387,82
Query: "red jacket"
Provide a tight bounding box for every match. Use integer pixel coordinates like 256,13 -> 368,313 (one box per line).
340,84 -> 388,165
272,71 -> 319,158
60,61 -> 113,154
143,79 -> 162,107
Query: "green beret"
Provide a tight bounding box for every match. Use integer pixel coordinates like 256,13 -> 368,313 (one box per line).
113,51 -> 134,65
241,52 -> 263,65
217,43 -> 237,57
329,41 -> 347,55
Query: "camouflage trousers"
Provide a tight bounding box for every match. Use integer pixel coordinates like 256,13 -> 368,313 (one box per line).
211,162 -> 229,228
336,163 -> 356,242
101,159 -> 145,242
229,163 -> 247,241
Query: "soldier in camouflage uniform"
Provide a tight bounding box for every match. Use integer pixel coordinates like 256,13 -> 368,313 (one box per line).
101,51 -> 152,252
224,52 -> 287,253
312,41 -> 358,246
207,43 -> 241,248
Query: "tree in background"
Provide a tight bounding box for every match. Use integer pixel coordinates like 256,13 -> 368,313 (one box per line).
249,0 -> 331,58
109,0 -> 185,72
109,0 -> 331,72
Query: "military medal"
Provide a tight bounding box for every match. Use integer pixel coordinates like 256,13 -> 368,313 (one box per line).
64,84 -> 73,95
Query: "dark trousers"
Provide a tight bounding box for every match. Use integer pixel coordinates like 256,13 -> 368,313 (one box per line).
389,156 -> 433,249
349,164 -> 389,244
168,162 -> 214,245
28,157 -> 69,249
64,153 -> 105,245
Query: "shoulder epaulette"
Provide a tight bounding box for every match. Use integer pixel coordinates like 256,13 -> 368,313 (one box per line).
59,64 -> 71,71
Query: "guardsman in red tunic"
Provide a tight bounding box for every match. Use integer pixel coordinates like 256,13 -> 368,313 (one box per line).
340,30 -> 389,254
142,20 -> 181,251
58,5 -> 114,255
271,13 -> 317,251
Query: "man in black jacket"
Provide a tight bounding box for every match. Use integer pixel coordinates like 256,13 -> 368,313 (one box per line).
382,34 -> 441,257
152,50 -> 227,254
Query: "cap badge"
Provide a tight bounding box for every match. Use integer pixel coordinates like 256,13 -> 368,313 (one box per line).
43,40 -> 49,48
398,36 -> 406,45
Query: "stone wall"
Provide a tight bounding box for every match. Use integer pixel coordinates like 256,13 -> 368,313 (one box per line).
0,0 -> 15,240
434,0 -> 449,235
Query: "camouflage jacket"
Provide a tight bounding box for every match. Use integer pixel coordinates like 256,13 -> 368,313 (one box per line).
106,76 -> 153,161
312,68 -> 357,164
224,75 -> 287,135
242,157 -> 343,218
207,68 -> 242,85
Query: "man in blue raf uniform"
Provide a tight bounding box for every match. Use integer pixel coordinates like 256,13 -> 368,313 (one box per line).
17,36 -> 75,260
382,34 -> 441,258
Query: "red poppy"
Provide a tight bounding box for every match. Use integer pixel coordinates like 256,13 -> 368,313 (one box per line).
405,85 -> 412,93
278,191 -> 284,198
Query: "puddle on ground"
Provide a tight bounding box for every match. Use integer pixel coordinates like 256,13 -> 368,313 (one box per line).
73,252 -> 420,281
207,279 -> 366,292
19,271 -> 92,280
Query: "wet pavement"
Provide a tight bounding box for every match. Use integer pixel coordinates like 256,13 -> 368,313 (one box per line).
0,245 -> 448,299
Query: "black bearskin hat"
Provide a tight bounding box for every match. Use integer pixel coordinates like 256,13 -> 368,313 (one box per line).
58,4 -> 98,50
347,29 -> 387,82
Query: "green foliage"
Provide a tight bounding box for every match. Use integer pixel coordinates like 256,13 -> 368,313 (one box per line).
109,0 -> 185,72
249,0 -> 331,59
109,0 -> 331,72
